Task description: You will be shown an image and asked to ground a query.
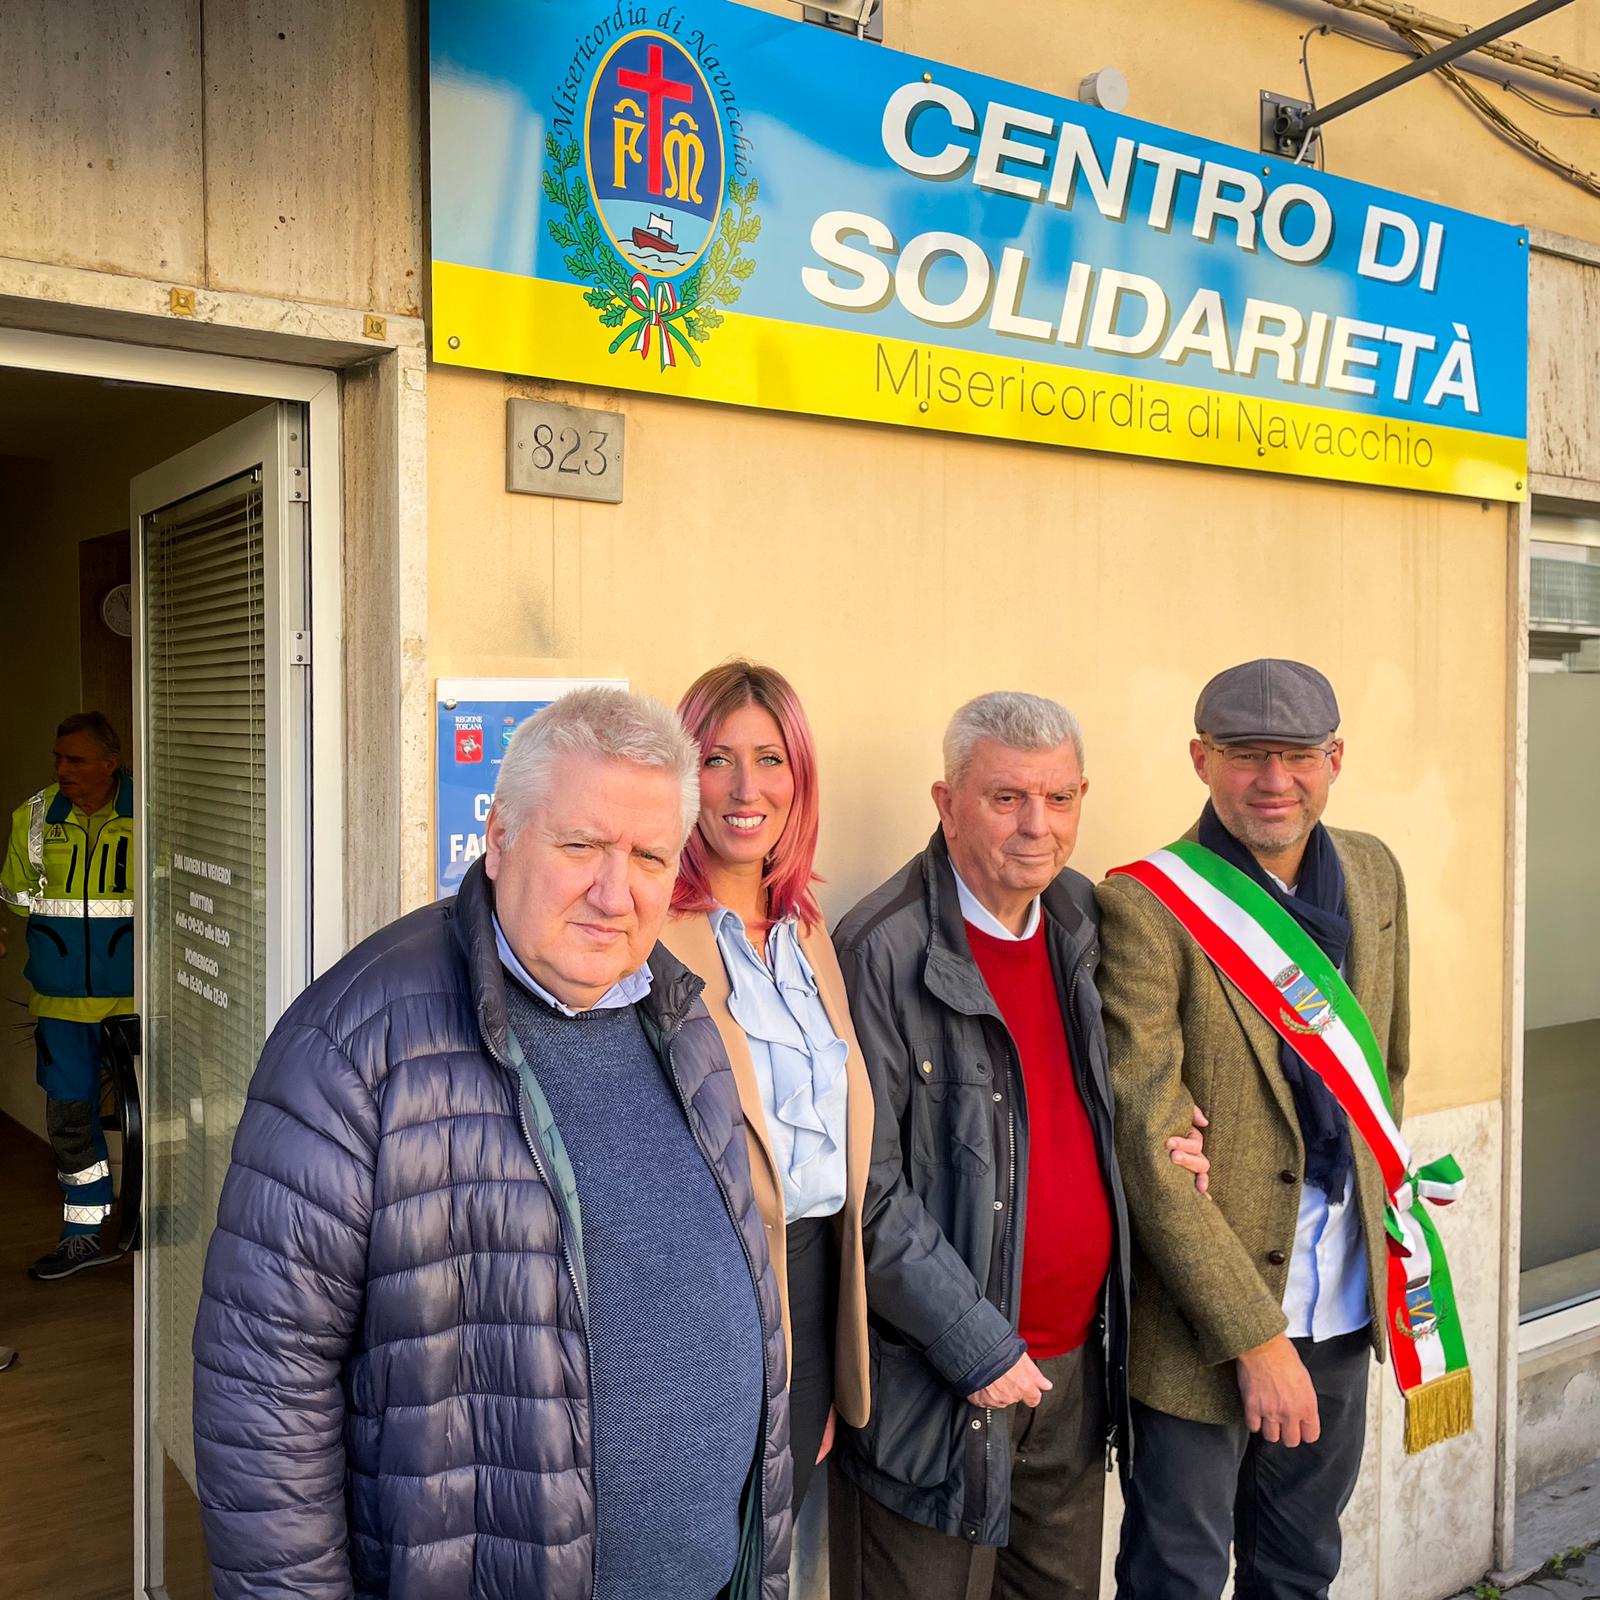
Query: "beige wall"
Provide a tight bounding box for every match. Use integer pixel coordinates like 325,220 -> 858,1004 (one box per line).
0,0 -> 423,314
428,364 -> 1507,1117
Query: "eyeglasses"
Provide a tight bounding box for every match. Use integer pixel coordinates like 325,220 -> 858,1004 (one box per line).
1202,741 -> 1340,773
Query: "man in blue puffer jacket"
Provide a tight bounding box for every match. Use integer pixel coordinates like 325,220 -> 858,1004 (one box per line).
193,687 -> 791,1600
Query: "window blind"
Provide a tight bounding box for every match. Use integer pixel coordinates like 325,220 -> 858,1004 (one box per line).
142,470 -> 269,1491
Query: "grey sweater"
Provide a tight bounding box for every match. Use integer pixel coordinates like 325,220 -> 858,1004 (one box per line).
504,981 -> 765,1600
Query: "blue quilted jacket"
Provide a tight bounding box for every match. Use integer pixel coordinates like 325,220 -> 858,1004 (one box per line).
192,858 -> 792,1599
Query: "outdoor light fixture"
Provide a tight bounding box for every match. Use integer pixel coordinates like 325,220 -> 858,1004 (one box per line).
801,0 -> 883,40
1078,67 -> 1130,112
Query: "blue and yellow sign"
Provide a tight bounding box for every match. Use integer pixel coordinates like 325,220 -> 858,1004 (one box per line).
430,0 -> 1528,498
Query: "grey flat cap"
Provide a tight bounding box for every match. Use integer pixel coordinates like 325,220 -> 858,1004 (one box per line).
1195,659 -> 1340,744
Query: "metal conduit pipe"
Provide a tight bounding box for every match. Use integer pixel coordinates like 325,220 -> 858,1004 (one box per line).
1321,0 -> 1600,93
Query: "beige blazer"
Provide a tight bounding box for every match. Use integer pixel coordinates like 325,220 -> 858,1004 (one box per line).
660,910 -> 873,1427
1095,825 -> 1410,1425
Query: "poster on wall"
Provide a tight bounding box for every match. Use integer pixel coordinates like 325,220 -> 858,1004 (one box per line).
435,676 -> 628,899
429,0 -> 1528,500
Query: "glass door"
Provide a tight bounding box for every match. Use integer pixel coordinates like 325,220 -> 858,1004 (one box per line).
1521,510 -> 1600,1321
130,405 -> 311,1597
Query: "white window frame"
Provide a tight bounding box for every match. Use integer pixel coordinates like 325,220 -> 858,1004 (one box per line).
1518,501 -> 1600,1356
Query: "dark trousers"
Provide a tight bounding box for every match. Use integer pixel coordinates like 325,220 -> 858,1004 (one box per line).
36,1019 -> 113,1238
1115,1328 -> 1370,1600
788,1214 -> 840,1514
830,1341 -> 1106,1600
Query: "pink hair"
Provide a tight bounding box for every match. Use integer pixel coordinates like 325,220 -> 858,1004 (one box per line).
672,660 -> 823,931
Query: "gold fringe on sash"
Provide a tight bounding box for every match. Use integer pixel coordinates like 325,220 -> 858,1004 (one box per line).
1403,1370 -> 1473,1454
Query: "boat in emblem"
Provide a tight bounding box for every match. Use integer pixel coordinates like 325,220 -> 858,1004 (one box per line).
631,211 -> 679,254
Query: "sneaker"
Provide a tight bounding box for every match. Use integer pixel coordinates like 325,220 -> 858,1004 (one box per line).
28,1236 -> 110,1281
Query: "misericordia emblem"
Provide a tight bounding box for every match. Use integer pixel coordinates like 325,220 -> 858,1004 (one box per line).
543,29 -> 759,370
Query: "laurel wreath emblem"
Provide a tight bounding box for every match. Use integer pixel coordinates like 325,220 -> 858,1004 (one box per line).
543,134 -> 761,367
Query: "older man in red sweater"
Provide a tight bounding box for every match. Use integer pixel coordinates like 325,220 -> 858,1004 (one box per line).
831,691 -> 1208,1600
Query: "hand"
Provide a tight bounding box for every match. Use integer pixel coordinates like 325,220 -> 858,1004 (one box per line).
967,1352 -> 1052,1409
816,1405 -> 836,1465
1166,1104 -> 1210,1195
1237,1333 -> 1319,1447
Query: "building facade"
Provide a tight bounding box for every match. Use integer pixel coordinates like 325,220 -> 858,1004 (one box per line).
0,1 -> 1597,1594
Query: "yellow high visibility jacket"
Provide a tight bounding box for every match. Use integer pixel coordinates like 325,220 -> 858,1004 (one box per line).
1,776 -> 135,1023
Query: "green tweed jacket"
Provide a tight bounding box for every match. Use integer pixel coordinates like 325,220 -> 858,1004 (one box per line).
1095,822 -> 1409,1425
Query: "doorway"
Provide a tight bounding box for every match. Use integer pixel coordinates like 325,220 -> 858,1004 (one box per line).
0,345 -> 339,1599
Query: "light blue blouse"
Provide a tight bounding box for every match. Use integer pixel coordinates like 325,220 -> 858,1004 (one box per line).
710,906 -> 849,1224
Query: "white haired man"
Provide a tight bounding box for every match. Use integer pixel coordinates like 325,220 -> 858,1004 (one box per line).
829,692 -> 1209,1600
192,688 -> 791,1600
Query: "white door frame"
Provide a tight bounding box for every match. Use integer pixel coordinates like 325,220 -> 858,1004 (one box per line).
0,329 -> 344,979
0,325 -> 345,1600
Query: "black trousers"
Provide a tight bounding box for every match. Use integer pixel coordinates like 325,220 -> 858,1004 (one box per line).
830,1341 -> 1107,1600
1114,1328 -> 1371,1600
787,1214 -> 839,1514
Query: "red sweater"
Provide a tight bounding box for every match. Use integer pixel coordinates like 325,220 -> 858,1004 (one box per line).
966,920 -> 1113,1358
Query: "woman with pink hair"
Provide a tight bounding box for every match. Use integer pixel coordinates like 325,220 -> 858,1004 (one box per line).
660,660 -> 873,1521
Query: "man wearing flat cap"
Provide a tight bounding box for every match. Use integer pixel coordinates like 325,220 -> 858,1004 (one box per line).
1096,659 -> 1410,1600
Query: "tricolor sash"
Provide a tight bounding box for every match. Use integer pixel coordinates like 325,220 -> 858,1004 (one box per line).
1109,839 -> 1471,1453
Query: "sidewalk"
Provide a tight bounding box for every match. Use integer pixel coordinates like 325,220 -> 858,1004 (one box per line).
1448,1456 -> 1600,1599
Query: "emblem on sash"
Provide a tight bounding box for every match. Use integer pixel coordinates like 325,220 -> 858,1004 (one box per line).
1272,962 -> 1335,1035
1394,1276 -> 1442,1341
544,27 -> 759,370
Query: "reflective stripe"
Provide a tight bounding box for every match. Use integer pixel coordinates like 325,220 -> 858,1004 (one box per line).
25,790 -> 47,900
60,1160 -> 111,1186
26,791 -> 46,875
62,1202 -> 111,1225
0,882 -> 32,908
33,897 -> 132,919
34,994 -> 132,1024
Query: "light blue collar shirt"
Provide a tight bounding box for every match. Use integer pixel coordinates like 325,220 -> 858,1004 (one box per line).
710,906 -> 849,1223
493,914 -> 653,1015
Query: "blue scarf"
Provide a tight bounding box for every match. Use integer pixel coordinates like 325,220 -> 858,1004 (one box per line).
1198,802 -> 1355,1203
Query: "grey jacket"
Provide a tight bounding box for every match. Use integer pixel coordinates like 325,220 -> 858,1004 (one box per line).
831,831 -> 1131,1547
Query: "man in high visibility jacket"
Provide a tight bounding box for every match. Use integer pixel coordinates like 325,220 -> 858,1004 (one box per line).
1,712 -> 135,1280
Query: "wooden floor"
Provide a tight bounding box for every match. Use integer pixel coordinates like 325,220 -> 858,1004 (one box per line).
0,1111 -> 134,1600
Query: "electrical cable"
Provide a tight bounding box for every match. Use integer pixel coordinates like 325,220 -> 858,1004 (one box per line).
1386,17 -> 1600,195
1297,20 -> 1416,164
1504,79 -> 1600,117
1298,25 -> 1329,165
1320,0 -> 1600,98
1300,12 -> 1600,198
